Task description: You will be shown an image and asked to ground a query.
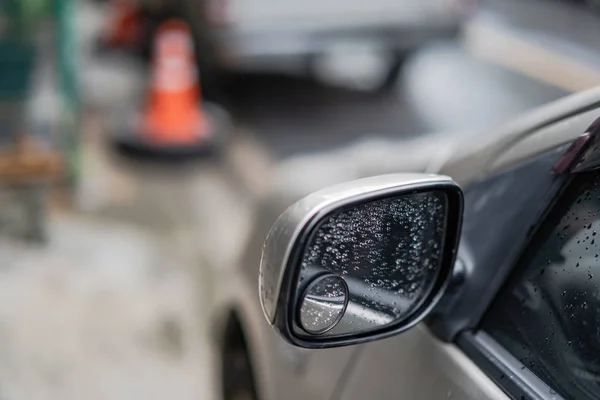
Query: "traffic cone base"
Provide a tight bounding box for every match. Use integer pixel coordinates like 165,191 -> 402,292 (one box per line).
139,106 -> 210,145
113,102 -> 229,162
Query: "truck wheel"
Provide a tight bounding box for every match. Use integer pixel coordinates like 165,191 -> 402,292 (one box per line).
377,52 -> 409,92
309,50 -> 409,92
222,316 -> 258,400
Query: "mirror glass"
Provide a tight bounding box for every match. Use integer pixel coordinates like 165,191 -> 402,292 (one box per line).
294,191 -> 447,337
299,274 -> 349,334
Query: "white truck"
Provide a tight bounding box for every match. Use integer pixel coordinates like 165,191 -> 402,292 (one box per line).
184,0 -> 475,90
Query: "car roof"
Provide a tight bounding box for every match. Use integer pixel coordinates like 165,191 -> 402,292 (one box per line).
440,86 -> 600,187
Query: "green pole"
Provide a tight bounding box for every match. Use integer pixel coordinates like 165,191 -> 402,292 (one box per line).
54,0 -> 82,187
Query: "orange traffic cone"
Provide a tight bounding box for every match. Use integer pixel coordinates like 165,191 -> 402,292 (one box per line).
141,20 -> 208,143
113,19 -> 228,160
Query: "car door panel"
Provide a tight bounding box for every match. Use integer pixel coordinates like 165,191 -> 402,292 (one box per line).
262,329 -> 359,400
338,326 -> 507,400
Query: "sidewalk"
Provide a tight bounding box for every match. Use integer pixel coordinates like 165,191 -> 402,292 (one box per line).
0,214 -> 212,400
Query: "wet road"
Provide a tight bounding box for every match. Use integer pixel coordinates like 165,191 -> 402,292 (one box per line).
484,0 -> 600,67
225,41 -> 568,159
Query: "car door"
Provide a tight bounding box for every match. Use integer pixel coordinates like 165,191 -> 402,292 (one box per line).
337,104 -> 600,398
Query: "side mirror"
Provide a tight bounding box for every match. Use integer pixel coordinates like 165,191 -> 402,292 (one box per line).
259,174 -> 463,348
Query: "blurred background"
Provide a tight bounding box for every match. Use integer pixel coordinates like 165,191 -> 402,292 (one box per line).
0,0 -> 598,398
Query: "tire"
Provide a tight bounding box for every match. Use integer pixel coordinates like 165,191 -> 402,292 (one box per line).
309,50 -> 410,92
377,52 -> 409,92
221,316 -> 259,400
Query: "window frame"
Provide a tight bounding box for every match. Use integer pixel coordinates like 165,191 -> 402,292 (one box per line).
468,171 -> 600,400
458,331 -> 563,400
448,133 -> 600,399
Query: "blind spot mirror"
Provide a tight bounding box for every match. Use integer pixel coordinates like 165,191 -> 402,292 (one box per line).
259,174 -> 463,348
299,274 -> 349,335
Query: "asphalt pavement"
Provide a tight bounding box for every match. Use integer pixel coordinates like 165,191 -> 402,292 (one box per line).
484,0 -> 600,69
225,41 -> 568,159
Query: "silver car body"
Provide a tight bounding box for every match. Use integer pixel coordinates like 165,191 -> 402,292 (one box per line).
210,85 -> 600,399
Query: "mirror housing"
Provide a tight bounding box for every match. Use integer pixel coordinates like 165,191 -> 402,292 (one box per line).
259,173 -> 463,348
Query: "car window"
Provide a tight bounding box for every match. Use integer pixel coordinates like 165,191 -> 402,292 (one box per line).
481,171 -> 600,400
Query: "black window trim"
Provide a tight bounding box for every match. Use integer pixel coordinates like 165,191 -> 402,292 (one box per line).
429,144 -> 570,340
